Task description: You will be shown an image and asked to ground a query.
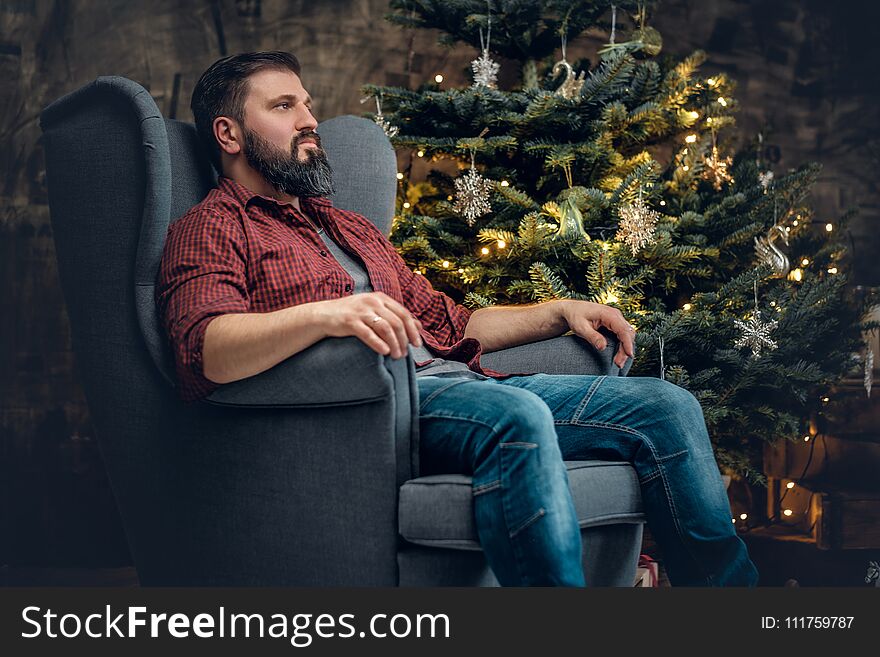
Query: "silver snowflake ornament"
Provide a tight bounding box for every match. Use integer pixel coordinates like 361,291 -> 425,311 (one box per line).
758,170 -> 774,191
616,198 -> 660,255
374,110 -> 399,139
452,168 -> 493,225
471,49 -> 500,89
733,311 -> 779,358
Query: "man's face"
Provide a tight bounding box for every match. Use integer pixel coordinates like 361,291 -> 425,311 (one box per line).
239,68 -> 335,198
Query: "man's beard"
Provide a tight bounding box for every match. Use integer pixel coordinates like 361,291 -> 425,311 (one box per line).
242,126 -> 336,198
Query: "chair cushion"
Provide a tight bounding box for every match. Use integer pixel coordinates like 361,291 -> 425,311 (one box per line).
399,460 -> 644,550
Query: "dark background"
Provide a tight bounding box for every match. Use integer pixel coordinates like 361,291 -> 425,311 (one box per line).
1,0 -> 878,574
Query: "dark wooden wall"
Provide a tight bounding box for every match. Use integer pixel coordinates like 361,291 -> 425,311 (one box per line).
1,0 -> 878,568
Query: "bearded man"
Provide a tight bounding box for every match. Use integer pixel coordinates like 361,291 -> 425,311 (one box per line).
156,51 -> 758,587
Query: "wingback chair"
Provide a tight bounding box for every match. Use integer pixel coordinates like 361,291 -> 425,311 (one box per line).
39,76 -> 646,586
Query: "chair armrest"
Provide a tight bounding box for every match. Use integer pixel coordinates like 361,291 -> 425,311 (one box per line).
204,336 -> 413,408
479,329 -> 633,376
202,335 -> 420,487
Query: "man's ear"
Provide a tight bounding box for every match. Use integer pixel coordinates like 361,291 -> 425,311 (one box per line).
213,116 -> 242,156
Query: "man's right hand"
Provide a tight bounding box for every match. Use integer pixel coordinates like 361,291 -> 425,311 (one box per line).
314,292 -> 423,359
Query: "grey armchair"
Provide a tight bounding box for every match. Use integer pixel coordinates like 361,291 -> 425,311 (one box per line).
40,76 -> 645,586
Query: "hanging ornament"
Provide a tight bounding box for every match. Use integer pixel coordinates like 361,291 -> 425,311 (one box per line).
635,2 -> 661,55
701,133 -> 734,191
758,170 -> 774,192
599,2 -> 661,55
552,30 -> 586,99
616,189 -> 659,256
372,96 -> 398,139
754,199 -> 791,278
733,279 -> 779,358
866,334 -> 874,398
554,196 -> 591,243
452,150 -> 493,225
471,3 -> 500,89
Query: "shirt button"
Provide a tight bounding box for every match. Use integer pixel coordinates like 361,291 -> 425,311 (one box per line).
345,284 -> 352,292
319,250 -> 327,256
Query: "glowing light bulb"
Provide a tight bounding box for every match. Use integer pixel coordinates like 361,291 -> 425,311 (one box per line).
660,200 -> 666,206
789,268 -> 803,282
804,436 -> 811,442
457,268 -> 464,273
414,269 -> 421,275
785,226 -> 791,232
417,150 -> 425,157
442,260 -> 450,268
434,74 -> 444,83
481,247 -> 489,255
825,223 -> 833,232
822,396 -> 829,403
685,134 -> 697,143
683,303 -> 692,311
403,202 -> 411,208
718,97 -> 728,106
682,165 -> 690,171
500,180 -> 509,187
802,258 -> 810,266
792,220 -> 798,226
786,482 -> 795,489
707,78 -> 716,86
396,172 -> 404,180
447,195 -> 453,201
783,509 -> 793,517
828,267 -> 838,274
688,110 -> 699,119
740,513 -> 748,520
497,239 -> 506,248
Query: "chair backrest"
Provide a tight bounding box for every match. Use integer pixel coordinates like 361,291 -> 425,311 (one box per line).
41,75 -> 397,388
39,77 -> 397,580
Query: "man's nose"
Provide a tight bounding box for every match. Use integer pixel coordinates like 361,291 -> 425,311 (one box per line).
296,106 -> 318,131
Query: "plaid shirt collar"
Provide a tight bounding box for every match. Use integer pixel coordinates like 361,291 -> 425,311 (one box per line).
217,176 -> 333,213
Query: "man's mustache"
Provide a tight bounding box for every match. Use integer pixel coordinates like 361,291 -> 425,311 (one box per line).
293,130 -> 323,151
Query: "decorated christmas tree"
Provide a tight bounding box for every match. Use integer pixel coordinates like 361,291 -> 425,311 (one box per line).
363,0 -> 879,483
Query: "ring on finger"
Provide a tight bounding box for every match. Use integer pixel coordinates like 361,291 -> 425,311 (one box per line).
371,315 -> 383,323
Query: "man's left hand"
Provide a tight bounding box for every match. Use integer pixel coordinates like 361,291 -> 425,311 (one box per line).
558,300 -> 636,369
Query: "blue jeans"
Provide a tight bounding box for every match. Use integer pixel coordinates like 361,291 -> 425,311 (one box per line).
417,373 -> 760,587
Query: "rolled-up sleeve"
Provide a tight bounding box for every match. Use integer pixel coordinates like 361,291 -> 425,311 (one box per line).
156,210 -> 249,402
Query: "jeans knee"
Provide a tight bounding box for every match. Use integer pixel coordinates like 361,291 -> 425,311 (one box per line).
644,378 -> 714,454
497,390 -> 557,445
473,387 -> 561,463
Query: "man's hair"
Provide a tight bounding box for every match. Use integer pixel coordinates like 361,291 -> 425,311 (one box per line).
190,51 -> 302,173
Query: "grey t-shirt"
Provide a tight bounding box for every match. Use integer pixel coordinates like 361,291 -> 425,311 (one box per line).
316,228 -> 489,380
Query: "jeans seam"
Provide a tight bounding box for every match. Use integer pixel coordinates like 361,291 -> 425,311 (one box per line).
418,414 -> 497,432
419,379 -> 472,412
499,442 -> 538,449
653,457 -> 712,585
509,508 -> 546,538
569,375 -> 606,424
473,480 -> 501,495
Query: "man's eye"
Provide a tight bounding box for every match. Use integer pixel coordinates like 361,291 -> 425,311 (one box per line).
276,102 -> 290,109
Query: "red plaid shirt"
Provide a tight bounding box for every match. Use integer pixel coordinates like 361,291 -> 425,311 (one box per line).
156,176 -> 511,402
